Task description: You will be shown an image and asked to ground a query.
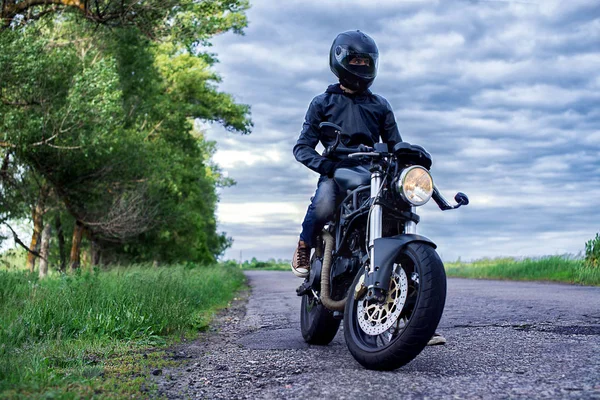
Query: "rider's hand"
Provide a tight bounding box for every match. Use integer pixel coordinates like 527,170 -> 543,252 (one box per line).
357,144 -> 373,152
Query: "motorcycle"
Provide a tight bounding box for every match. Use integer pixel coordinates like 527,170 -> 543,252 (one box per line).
296,122 -> 469,371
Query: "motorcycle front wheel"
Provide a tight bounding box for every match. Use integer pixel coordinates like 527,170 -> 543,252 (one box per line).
343,242 -> 446,370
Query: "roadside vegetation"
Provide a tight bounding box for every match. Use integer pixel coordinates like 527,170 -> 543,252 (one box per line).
445,233 -> 600,286
1,4 -> 252,395
445,255 -> 599,286
232,234 -> 600,287
0,1 -> 254,397
226,258 -> 290,271
0,263 -> 244,398
241,256 -> 599,286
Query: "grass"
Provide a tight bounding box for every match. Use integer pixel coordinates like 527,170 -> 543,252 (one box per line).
2,251 -> 595,396
0,248 -> 27,272
445,256 -> 600,286
229,254 -> 600,286
224,259 -> 289,271
0,264 -> 245,398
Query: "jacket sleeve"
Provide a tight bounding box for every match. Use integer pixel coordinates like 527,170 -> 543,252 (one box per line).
293,98 -> 337,176
381,100 -> 402,148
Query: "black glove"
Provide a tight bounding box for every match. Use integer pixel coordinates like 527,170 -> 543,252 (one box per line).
356,144 -> 374,152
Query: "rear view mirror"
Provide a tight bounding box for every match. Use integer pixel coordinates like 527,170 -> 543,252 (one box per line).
454,192 -> 469,206
319,122 -> 343,132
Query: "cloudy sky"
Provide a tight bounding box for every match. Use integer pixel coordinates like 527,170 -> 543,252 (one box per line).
203,0 -> 600,262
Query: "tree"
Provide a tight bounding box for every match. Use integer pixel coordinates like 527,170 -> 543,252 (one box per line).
1,0 -> 249,43
25,183 -> 49,272
38,222 -> 51,277
1,2 -> 252,268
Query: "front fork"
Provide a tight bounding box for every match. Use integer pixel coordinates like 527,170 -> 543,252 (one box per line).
368,171 -> 383,274
368,171 -> 417,272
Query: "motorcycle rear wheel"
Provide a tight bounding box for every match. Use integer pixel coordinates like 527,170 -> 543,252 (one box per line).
300,293 -> 341,345
343,242 -> 446,370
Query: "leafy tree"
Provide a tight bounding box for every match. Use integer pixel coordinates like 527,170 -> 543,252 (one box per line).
0,1 -> 252,268
1,22 -> 138,269
1,0 -> 249,42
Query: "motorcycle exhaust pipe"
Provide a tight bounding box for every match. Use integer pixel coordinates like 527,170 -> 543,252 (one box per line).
320,231 -> 347,312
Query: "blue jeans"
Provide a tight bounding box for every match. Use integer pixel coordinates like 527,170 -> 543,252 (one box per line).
300,176 -> 341,248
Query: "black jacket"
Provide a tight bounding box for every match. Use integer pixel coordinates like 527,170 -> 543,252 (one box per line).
293,84 -> 402,176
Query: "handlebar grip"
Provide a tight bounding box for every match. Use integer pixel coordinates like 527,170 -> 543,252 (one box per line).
334,146 -> 361,155
330,144 -> 374,155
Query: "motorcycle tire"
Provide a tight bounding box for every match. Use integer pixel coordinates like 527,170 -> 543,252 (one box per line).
300,293 -> 341,345
344,242 -> 446,370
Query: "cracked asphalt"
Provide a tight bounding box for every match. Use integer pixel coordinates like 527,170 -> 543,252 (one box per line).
156,271 -> 600,399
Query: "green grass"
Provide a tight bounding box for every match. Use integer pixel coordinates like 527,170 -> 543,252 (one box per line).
445,256 -> 600,286
0,264 -> 245,398
242,262 -> 289,271
229,254 -> 600,286
223,259 -> 289,271
0,248 -> 27,272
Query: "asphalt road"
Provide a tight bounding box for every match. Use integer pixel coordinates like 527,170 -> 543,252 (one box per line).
157,270 -> 600,399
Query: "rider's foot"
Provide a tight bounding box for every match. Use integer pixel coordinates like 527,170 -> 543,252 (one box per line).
291,240 -> 311,278
427,332 -> 447,346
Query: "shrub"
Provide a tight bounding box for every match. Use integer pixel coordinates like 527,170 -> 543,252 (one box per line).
585,233 -> 600,268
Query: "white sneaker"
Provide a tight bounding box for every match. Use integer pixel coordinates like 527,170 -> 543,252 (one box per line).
427,333 -> 447,346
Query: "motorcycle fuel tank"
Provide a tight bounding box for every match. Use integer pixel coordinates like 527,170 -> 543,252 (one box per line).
334,165 -> 370,191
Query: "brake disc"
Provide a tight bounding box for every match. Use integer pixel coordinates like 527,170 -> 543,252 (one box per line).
357,264 -> 408,336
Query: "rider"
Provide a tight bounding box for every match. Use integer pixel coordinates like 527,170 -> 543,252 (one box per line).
292,30 -> 401,277
291,30 -> 446,346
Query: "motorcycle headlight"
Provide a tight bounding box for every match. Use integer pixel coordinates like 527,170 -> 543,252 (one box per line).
398,166 -> 433,206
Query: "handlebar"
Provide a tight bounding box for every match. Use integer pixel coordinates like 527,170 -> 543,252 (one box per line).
348,151 -> 380,158
325,143 -> 375,157
317,122 -> 468,212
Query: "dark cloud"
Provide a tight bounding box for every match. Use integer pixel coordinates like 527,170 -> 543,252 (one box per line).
202,0 -> 600,262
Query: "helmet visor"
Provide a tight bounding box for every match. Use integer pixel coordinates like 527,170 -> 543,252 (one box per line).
334,45 -> 379,78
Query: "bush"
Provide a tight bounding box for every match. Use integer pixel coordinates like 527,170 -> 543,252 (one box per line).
585,233 -> 600,268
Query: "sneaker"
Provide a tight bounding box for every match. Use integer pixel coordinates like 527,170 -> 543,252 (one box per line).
291,240 -> 311,278
427,333 -> 447,346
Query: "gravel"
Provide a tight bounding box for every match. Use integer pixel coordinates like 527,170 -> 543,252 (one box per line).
155,271 -> 600,399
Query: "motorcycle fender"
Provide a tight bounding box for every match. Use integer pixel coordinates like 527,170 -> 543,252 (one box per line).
308,257 -> 323,291
364,234 -> 437,292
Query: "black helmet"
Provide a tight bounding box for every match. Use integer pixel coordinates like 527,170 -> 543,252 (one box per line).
329,30 -> 379,92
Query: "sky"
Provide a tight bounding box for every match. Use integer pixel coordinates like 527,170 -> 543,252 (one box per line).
204,0 -> 600,263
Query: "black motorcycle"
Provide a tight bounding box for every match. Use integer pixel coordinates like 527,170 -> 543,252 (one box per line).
297,122 -> 469,371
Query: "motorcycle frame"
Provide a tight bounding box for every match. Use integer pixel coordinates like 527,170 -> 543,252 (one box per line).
330,159 -> 437,301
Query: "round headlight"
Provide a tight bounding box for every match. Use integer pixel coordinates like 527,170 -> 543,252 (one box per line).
398,166 -> 433,206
